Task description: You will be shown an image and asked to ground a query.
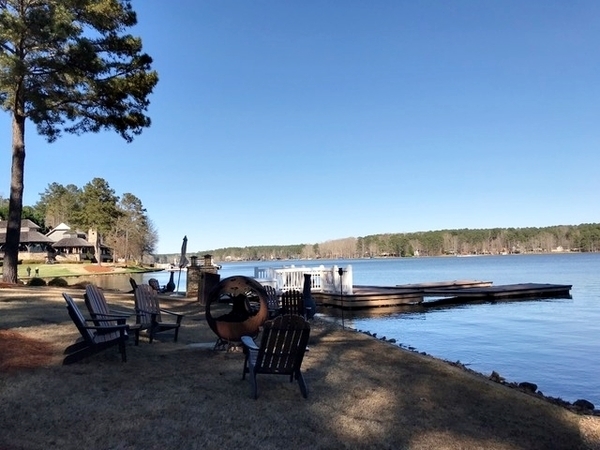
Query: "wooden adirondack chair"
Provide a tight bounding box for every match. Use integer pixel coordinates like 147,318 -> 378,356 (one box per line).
134,284 -> 184,343
62,293 -> 129,364
264,285 -> 281,318
241,314 -> 311,399
280,290 -> 305,317
84,284 -> 139,345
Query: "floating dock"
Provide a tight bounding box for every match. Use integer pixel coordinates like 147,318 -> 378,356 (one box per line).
421,283 -> 573,306
312,280 -> 572,310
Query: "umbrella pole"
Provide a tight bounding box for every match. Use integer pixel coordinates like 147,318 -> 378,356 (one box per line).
176,268 -> 182,293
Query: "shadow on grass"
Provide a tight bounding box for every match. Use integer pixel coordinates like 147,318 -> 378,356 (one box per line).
0,291 -> 597,450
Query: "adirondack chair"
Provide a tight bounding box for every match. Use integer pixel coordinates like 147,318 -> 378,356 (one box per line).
62,293 -> 129,364
264,285 -> 281,318
241,314 -> 311,399
134,284 -> 184,343
84,284 -> 140,345
280,290 -> 305,317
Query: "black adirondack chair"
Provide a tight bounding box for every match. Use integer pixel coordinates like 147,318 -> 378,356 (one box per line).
263,285 -> 281,318
280,289 -> 305,317
134,284 -> 184,343
62,293 -> 129,364
241,314 -> 311,399
84,284 -> 139,345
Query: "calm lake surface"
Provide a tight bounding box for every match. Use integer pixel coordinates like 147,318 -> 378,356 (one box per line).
152,253 -> 600,406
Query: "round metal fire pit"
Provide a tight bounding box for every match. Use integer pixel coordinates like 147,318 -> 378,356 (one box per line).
205,276 -> 268,343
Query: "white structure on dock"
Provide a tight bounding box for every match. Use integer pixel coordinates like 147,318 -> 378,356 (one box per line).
254,264 -> 353,295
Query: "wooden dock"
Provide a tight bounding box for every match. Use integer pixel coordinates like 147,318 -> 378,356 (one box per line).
312,280 -> 572,310
422,283 -> 572,306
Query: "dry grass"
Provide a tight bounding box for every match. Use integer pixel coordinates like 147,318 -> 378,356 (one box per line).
0,286 -> 599,450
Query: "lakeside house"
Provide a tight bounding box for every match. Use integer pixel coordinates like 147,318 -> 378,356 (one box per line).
0,219 -> 55,262
0,220 -> 112,263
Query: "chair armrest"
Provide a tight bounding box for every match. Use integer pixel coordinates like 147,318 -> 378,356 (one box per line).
241,335 -> 259,351
135,310 -> 159,324
159,308 -> 184,317
90,313 -> 128,325
84,318 -> 126,326
108,308 -> 133,316
160,309 -> 185,324
90,312 -> 129,317
84,323 -> 129,332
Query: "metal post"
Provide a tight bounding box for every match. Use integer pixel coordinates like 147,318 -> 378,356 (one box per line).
338,267 -> 345,329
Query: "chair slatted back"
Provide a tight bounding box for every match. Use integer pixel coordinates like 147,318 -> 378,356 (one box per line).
63,293 -> 95,343
255,315 -> 310,375
134,284 -> 163,325
264,285 -> 280,313
84,284 -> 113,327
280,290 -> 304,317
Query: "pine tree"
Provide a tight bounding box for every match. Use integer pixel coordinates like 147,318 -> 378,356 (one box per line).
0,0 -> 158,282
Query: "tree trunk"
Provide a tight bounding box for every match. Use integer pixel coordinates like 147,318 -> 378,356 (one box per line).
94,233 -> 102,266
3,114 -> 26,283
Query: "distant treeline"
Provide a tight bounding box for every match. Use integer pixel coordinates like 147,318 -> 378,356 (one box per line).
155,223 -> 600,263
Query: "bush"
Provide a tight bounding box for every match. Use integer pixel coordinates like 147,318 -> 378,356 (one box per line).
48,277 -> 69,287
28,277 -> 47,286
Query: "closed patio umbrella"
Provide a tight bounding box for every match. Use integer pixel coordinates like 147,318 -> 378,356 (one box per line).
175,236 -> 189,295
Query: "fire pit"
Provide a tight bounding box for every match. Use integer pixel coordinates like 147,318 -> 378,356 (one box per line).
205,276 -> 268,348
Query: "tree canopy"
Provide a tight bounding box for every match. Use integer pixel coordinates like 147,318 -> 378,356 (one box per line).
0,0 -> 158,282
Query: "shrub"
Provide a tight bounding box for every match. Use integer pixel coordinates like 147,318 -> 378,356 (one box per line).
28,277 -> 47,286
48,277 -> 69,287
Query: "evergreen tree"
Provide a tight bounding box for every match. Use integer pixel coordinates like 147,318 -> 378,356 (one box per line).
0,0 -> 158,282
74,178 -> 120,264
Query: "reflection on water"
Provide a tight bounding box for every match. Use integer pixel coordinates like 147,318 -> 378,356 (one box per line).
76,272 -> 155,292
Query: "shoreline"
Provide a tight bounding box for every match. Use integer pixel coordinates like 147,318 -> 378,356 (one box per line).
316,314 -> 598,416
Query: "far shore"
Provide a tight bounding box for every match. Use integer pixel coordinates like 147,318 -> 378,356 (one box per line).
1,285 -> 599,449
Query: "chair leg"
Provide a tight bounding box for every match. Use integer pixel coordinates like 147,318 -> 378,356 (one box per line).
173,326 -> 179,342
296,370 -> 308,398
119,339 -> 127,362
250,371 -> 258,399
242,354 -> 249,380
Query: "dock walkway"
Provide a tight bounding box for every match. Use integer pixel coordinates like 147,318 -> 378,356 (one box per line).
313,280 -> 572,310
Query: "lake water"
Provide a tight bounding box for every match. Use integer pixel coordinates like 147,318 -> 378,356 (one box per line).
151,253 -> 600,406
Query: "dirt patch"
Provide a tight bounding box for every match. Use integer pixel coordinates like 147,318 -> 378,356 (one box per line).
82,265 -> 114,273
0,330 -> 55,372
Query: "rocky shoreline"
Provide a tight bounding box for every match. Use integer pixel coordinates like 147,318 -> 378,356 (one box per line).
359,328 -> 598,416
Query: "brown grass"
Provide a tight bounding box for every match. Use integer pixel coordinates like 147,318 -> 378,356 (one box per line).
0,286 -> 599,450
82,265 -> 115,273
0,330 -> 55,372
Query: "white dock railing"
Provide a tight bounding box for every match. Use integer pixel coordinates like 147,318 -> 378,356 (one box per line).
254,264 -> 353,295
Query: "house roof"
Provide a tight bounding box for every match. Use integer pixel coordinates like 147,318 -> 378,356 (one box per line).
0,219 -> 41,231
0,230 -> 54,245
53,236 -> 95,248
53,223 -> 70,231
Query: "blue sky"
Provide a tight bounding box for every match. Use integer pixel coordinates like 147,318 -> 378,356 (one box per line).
1,1 -> 599,254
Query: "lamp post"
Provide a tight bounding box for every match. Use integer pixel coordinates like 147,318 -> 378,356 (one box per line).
338,267 -> 345,329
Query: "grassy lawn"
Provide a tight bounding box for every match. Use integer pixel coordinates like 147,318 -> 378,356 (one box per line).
9,262 -> 150,279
